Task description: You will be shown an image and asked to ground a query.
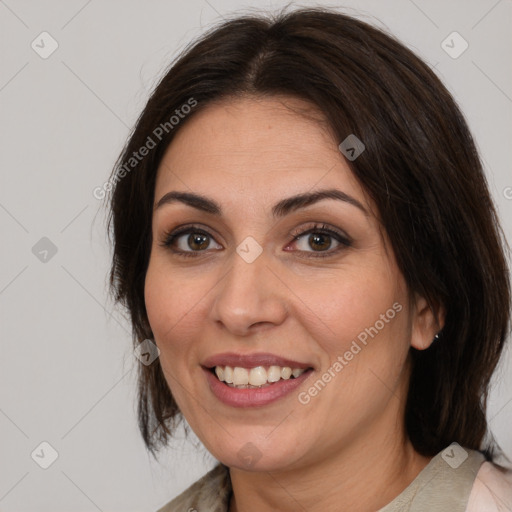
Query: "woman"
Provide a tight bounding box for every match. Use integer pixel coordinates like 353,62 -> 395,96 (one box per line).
106,7 -> 512,511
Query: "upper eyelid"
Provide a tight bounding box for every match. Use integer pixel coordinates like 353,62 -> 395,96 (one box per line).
290,224 -> 350,240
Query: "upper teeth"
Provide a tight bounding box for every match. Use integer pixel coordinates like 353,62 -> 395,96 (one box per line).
214,365 -> 306,387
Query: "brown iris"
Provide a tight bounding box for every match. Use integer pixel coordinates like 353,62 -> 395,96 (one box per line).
308,233 -> 332,251
188,233 -> 209,251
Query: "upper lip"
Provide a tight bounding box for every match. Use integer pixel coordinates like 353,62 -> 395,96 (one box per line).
202,352 -> 314,370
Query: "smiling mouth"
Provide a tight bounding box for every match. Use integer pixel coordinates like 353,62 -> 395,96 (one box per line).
209,365 -> 314,389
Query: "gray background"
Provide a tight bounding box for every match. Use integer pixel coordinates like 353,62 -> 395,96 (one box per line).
1,0 -> 511,510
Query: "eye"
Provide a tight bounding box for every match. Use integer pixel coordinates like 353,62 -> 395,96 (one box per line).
287,223 -> 352,257
160,225 -> 222,256
160,222 -> 352,259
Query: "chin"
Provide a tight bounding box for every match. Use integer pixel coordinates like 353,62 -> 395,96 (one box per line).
208,433 -> 306,472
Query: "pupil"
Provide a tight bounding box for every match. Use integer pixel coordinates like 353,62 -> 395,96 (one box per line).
189,233 -> 209,250
309,233 -> 331,251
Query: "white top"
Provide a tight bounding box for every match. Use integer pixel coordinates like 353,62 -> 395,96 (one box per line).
466,460 -> 512,511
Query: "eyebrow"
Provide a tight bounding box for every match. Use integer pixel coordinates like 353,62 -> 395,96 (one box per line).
154,188 -> 368,217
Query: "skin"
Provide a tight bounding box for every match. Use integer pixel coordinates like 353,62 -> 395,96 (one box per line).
144,95 -> 445,512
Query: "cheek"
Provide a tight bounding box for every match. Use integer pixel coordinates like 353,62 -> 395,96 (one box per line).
143,258 -> 210,408
293,266 -> 404,348
144,267 -> 175,342
291,274 -> 410,437
292,264 -> 411,409
144,258 -> 205,352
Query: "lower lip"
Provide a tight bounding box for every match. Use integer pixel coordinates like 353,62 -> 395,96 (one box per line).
203,367 -> 314,407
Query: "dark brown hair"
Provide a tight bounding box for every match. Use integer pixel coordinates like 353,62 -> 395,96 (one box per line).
107,7 -> 511,460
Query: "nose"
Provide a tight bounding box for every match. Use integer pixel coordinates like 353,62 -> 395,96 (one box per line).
209,248 -> 288,337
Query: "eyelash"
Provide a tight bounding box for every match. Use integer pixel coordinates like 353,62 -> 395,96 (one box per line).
159,223 -> 352,259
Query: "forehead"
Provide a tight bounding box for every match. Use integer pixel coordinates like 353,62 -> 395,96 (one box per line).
154,95 -> 368,209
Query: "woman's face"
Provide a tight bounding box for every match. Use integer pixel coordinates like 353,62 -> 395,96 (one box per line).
145,96 -> 433,472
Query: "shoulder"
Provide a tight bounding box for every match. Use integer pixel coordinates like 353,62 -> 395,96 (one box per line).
156,463 -> 231,512
465,460 -> 512,512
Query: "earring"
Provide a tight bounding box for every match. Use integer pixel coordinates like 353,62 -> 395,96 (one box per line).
433,332 -> 441,342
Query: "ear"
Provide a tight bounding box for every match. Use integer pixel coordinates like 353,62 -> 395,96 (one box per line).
410,293 -> 446,350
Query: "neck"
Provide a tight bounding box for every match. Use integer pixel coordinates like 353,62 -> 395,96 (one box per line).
229,436 -> 431,512
228,382 -> 432,512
